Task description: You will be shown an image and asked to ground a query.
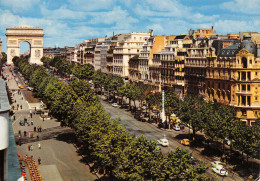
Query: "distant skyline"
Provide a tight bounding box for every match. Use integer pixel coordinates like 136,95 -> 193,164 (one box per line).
0,0 -> 260,53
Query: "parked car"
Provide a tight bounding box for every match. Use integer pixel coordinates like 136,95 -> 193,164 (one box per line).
211,161 -> 223,168
157,138 -> 169,147
212,165 -> 228,176
111,103 -> 118,107
202,139 -> 214,146
173,125 -> 181,131
181,139 -> 190,146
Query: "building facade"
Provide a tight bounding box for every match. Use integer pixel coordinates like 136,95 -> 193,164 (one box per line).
129,31 -> 167,84
205,35 -> 260,125
112,32 -> 151,78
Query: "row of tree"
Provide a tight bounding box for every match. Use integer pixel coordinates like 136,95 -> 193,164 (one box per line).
43,56 -> 260,160
14,57 -> 210,180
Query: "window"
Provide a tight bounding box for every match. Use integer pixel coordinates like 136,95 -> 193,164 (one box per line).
242,85 -> 246,91
255,96 -> 258,101
242,96 -> 246,106
256,72 -> 258,76
248,72 -> 251,80
247,85 -> 250,91
242,72 -> 246,80
247,96 -> 251,106
242,57 -> 247,68
242,109 -> 247,116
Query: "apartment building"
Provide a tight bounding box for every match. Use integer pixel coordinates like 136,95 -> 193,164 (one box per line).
155,35 -> 192,96
129,30 -> 167,83
65,46 -> 75,63
148,35 -> 175,91
185,36 -> 221,96
112,32 -> 151,78
94,43 -> 110,72
205,35 -> 260,125
76,38 -> 105,65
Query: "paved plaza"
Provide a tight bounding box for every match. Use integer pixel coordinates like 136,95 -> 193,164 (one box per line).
3,66 -> 97,181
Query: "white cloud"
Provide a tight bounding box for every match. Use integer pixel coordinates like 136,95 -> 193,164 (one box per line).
89,6 -> 138,25
68,0 -> 116,11
40,5 -> 86,20
133,0 -> 219,22
146,24 -> 164,33
213,19 -> 260,33
221,0 -> 260,14
0,0 -> 40,13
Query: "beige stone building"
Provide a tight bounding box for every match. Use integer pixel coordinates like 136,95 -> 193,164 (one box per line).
76,38 -> 105,65
112,32 -> 151,78
150,35 -> 192,95
185,36 -> 221,96
206,35 -> 260,125
128,31 -> 167,84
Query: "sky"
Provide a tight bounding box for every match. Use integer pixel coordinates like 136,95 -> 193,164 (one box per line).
0,0 -> 260,53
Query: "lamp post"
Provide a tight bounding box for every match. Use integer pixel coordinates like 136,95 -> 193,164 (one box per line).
162,89 -> 167,128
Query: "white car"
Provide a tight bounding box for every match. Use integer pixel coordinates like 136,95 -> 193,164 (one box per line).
212,165 -> 228,176
111,103 -> 118,107
157,138 -> 169,147
173,125 -> 181,131
211,161 -> 223,168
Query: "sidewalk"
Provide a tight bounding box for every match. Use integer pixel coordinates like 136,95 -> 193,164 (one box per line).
3,66 -> 97,181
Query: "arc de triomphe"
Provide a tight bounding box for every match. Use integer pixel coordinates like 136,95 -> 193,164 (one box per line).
6,26 -> 44,65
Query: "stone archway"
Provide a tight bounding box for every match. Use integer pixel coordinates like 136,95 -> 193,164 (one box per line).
6,26 -> 44,65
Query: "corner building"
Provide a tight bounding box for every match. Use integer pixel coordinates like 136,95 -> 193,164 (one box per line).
206,35 -> 260,125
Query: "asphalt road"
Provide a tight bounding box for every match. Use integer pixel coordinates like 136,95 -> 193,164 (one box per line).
100,97 -> 244,181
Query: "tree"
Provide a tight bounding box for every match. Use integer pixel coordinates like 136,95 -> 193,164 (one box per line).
113,136 -> 163,180
69,79 -> 97,105
165,89 -> 180,121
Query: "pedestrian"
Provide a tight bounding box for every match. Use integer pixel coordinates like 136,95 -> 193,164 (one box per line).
13,116 -> 15,120
28,145 -> 30,151
24,131 -> 27,136
20,105 -> 22,109
31,145 -> 33,151
18,130 -> 21,135
39,126 -> 42,132
43,117 -> 44,122
34,126 -> 36,132
28,114 -> 30,118
37,126 -> 39,132
38,157 -> 41,165
36,133 -> 39,139
30,113 -> 32,118
38,143 -> 41,149
31,120 -> 33,126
